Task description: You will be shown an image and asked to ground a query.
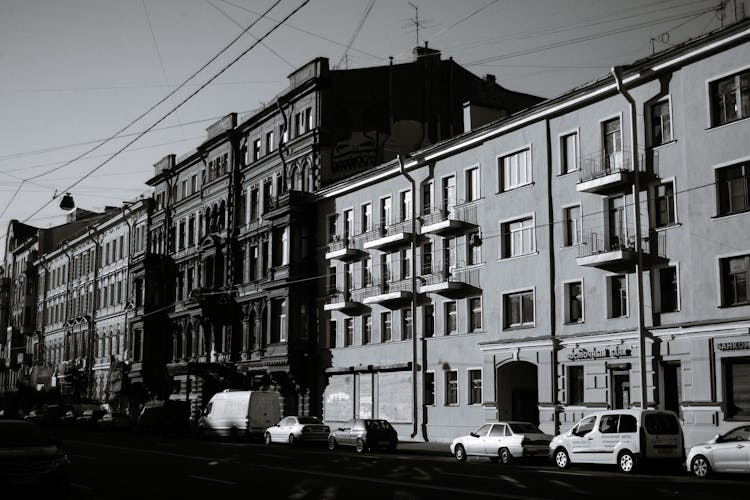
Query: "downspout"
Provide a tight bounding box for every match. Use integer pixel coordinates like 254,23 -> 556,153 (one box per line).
277,101 -> 289,193
84,228 -> 101,399
544,118 -> 560,435
611,66 -> 649,409
398,155 -> 420,440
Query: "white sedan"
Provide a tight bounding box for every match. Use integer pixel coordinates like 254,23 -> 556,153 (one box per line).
450,421 -> 553,463
264,416 -> 330,446
687,425 -> 750,478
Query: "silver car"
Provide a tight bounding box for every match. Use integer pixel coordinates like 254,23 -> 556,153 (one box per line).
451,421 -> 552,463
687,425 -> 750,478
264,416 -> 330,446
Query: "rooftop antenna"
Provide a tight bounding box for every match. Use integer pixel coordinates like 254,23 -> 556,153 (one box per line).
408,2 -> 420,47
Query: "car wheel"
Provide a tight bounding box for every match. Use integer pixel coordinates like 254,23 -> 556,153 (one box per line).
691,455 -> 711,478
264,432 -> 272,445
618,450 -> 637,473
454,444 -> 467,462
355,438 -> 366,453
499,447 -> 512,465
554,447 -> 570,469
288,434 -> 296,446
328,436 -> 337,451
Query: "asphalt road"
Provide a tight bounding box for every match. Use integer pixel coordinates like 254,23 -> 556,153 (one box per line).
52,428 -> 749,500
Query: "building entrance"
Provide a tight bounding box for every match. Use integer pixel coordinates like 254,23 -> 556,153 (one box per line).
496,361 -> 539,425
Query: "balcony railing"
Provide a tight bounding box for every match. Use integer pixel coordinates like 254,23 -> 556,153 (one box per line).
576,228 -> 666,270
577,149 -> 657,194
361,219 -> 415,250
421,201 -> 479,236
325,234 -> 365,261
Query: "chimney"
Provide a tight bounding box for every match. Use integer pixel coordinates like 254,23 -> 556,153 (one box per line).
413,41 -> 441,61
153,154 -> 175,178
484,74 -> 496,85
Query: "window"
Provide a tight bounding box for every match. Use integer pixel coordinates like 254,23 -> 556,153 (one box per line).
561,132 -> 578,174
467,232 -> 481,265
253,138 -> 261,161
344,318 -> 353,347
568,365 -> 584,404
422,182 -> 433,215
724,358 -> 750,419
401,308 -> 413,340
466,166 -> 480,201
381,312 -> 392,342
380,253 -> 392,285
609,275 -> 628,317
658,266 -> 679,313
564,205 -> 582,246
499,148 -> 531,191
441,175 -> 456,212
343,209 -> 354,239
362,257 -> 373,287
423,304 -> 434,338
501,216 -> 535,258
182,179 -> 188,199
191,174 -> 198,194
710,68 -> 750,126
380,197 -> 392,229
329,320 -> 337,348
424,372 -> 435,406
362,315 -> 372,345
655,181 -> 676,226
721,255 -> 750,306
468,369 -> 482,405
650,99 -> 672,146
266,131 -> 275,153
400,190 -> 411,222
400,249 -> 412,279
440,301 -> 457,336
468,297 -> 482,332
445,370 -> 458,405
422,242 -> 433,275
602,117 -> 623,172
504,290 -> 534,328
716,163 -> 750,216
327,214 -> 337,242
361,203 -> 372,232
565,281 -> 583,323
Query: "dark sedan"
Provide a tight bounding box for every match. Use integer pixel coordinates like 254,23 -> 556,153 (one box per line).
328,418 -> 398,453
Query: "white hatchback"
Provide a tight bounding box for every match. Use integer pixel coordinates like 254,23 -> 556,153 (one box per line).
687,425 -> 750,478
450,421 -> 553,464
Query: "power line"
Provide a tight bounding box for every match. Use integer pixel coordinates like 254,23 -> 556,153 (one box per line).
335,0 -> 377,69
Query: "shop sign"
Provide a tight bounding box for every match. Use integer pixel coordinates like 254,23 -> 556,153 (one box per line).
716,340 -> 750,351
568,344 -> 632,361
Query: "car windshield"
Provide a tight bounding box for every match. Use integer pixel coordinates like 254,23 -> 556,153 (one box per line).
365,420 -> 392,430
0,422 -> 55,447
508,422 -> 542,434
298,416 -> 321,425
644,414 -> 680,435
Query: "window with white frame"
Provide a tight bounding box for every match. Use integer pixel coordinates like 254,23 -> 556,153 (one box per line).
716,162 -> 750,216
362,256 -> 373,287
343,209 -> 354,239
561,132 -> 578,174
501,216 -> 535,258
381,311 -> 392,342
445,301 -> 457,335
466,166 -> 480,201
467,231 -> 481,265
422,181 -> 433,215
657,265 -> 679,313
650,99 -> 672,146
401,308 -> 413,340
720,254 -> 750,307
344,318 -> 353,347
445,370 -> 458,405
422,242 -> 433,275
468,369 -> 482,405
361,203 -> 372,232
654,181 -> 676,227
504,290 -> 534,328
362,314 -> 372,345
400,190 -> 411,222
564,281 -> 583,323
499,148 -> 531,191
608,275 -> 628,318
564,205 -> 582,246
602,117 -> 623,172
400,248 -> 412,279
468,297 -> 482,331
253,139 -> 261,161
380,197 -> 392,229
266,130 -> 275,153
710,68 -> 750,126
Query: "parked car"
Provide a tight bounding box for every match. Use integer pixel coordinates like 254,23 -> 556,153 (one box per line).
24,409 -> 44,424
327,418 -> 398,453
0,419 -> 70,498
550,409 -> 684,473
264,416 -> 330,446
451,421 -> 553,463
137,400 -> 190,436
97,412 -> 133,432
687,425 -> 750,478
59,410 -> 78,427
76,409 -> 107,428
38,405 -> 73,426
198,390 -> 281,440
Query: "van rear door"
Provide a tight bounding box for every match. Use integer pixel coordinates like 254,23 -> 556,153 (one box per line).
642,412 -> 682,459
249,393 -> 279,433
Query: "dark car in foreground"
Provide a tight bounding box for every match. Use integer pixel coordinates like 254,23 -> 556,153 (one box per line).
137,400 -> 190,436
0,420 -> 70,498
328,418 -> 398,453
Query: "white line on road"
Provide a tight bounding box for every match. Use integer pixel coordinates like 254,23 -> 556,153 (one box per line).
187,475 -> 238,485
499,475 -> 527,489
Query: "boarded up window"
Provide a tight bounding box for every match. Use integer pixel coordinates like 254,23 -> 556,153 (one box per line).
324,375 -> 353,422
726,358 -> 750,419
377,372 -> 413,423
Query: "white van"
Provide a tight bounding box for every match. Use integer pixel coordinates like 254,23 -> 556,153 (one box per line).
550,409 -> 684,473
198,390 -> 281,440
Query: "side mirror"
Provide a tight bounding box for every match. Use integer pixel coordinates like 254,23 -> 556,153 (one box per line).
712,434 -> 722,443
469,432 -> 477,438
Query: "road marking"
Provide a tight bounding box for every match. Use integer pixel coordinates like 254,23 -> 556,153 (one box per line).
187,475 -> 238,485
499,475 -> 527,489
549,479 -> 575,489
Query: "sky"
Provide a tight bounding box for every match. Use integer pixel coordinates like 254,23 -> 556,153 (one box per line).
0,0 -> 741,250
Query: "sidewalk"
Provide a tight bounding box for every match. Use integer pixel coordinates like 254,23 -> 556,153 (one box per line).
397,440 -> 451,456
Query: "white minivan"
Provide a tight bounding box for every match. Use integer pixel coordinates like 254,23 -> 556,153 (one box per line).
550,409 -> 684,473
198,390 -> 281,440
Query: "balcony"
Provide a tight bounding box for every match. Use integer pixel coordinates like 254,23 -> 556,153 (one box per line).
576,229 -> 666,271
577,150 -> 657,194
325,235 -> 365,261
419,265 -> 480,298
362,279 -> 413,307
362,219 -> 415,251
323,289 -> 363,312
420,202 -> 479,236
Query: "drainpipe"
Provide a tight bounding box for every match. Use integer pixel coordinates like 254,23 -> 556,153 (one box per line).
398,155 -> 420,440
611,67 -> 649,410
277,101 -> 289,193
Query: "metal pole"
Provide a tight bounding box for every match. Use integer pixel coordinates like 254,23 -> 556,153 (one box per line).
611,67 -> 649,409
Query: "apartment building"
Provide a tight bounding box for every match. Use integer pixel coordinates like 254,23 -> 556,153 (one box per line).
318,20 -> 750,447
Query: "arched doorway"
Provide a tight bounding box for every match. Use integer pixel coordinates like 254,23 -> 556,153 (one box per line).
496,361 -> 539,425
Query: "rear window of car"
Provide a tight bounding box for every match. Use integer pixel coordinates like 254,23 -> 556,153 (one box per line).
644,413 -> 680,435
365,420 -> 392,430
508,422 -> 542,434
298,417 -> 321,425
0,422 -> 55,447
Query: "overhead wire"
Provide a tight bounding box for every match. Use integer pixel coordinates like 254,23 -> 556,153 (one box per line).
335,0 -> 377,69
